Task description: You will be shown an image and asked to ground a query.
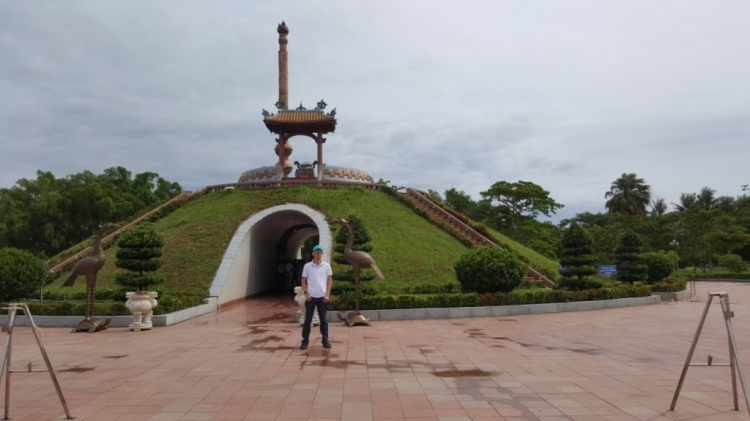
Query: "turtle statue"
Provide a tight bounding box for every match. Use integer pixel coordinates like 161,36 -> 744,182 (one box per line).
337,311 -> 370,327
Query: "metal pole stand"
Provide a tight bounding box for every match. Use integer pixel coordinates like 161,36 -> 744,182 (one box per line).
688,279 -> 700,302
0,303 -> 73,420
670,292 -> 749,415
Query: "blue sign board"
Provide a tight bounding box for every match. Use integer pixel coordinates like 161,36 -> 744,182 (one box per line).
599,265 -> 617,275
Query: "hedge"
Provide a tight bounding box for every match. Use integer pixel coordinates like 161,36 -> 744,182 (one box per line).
329,284 -> 652,311
5,286 -> 206,316
690,273 -> 750,280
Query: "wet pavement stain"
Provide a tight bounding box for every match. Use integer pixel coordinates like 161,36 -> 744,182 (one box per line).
435,369 -> 491,377
494,336 -> 600,354
247,312 -> 294,324
247,326 -> 269,335
238,334 -> 285,351
59,367 -> 94,373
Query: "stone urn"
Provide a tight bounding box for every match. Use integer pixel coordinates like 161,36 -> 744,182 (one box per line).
294,287 -> 319,326
125,291 -> 158,331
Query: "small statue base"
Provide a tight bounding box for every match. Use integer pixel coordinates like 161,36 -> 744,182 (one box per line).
337,311 -> 370,327
71,317 -> 111,333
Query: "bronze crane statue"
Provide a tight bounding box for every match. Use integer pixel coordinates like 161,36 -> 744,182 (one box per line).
330,218 -> 384,326
63,223 -> 120,332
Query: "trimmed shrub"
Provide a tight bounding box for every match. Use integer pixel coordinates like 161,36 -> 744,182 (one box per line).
454,246 -> 526,293
115,222 -> 165,291
614,230 -> 648,283
555,277 -> 603,291
717,254 -> 746,273
0,248 -> 48,301
559,223 -> 597,280
642,252 -> 674,283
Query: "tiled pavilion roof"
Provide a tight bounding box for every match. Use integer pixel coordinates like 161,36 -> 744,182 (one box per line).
263,104 -> 337,134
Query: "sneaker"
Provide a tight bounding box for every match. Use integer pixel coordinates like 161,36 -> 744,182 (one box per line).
300,342 -> 308,350
322,340 -> 332,349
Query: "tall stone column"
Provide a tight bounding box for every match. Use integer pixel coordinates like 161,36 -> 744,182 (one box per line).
277,21 -> 289,109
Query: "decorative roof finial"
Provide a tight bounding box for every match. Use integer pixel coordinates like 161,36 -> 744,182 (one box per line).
277,21 -> 289,35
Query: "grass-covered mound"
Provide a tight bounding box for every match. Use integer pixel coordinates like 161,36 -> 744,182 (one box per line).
30,186 -> 567,316
43,187 -> 468,301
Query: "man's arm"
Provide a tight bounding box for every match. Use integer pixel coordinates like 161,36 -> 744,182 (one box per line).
325,275 -> 332,300
301,276 -> 311,301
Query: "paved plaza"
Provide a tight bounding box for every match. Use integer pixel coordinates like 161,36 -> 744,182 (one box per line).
3,281 -> 750,420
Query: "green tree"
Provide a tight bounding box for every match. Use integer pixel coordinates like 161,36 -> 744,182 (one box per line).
454,246 -> 526,293
559,223 -> 597,280
443,187 -> 487,222
480,180 -> 563,230
0,167 -> 181,255
115,222 -> 165,291
674,192 -> 697,212
613,229 -> 648,283
604,173 -> 651,216
615,229 -> 648,283
642,252 -> 674,283
716,254 -> 745,273
588,223 -> 626,265
650,198 -> 668,216
514,220 -> 562,259
0,247 -> 48,301
425,189 -> 444,205
696,186 -> 717,210
702,214 -> 750,257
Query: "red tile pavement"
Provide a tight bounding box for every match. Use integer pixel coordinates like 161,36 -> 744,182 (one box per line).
3,282 -> 750,420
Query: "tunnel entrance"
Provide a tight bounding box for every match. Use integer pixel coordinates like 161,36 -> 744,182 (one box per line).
209,204 -> 332,307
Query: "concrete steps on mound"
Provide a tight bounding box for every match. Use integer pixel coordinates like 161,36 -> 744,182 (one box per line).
48,190 -> 194,274
401,188 -> 556,287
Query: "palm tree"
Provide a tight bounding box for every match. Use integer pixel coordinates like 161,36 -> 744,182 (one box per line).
604,173 -> 651,216
673,192 -> 697,212
650,198 -> 668,216
696,186 -> 717,210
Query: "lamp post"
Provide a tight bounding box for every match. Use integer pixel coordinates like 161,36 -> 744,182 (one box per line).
670,239 -> 680,270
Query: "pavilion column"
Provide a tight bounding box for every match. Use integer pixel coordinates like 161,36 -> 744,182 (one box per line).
277,134 -> 287,180
316,132 -> 324,181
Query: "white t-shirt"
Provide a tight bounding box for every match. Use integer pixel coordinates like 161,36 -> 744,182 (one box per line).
302,260 -> 332,298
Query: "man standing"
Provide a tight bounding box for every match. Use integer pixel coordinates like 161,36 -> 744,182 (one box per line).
300,245 -> 332,349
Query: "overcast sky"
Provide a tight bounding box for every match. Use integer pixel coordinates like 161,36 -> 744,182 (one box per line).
2,1 -> 748,221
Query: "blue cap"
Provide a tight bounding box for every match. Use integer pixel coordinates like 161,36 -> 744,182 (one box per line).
312,245 -> 323,252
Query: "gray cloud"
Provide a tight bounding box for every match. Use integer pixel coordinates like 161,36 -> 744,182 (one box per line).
1,1 -> 748,223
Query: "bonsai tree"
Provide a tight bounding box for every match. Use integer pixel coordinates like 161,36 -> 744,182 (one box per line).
0,248 -> 47,301
557,223 -> 600,290
454,246 -> 526,293
614,229 -> 648,283
115,222 -> 165,292
333,214 -> 375,281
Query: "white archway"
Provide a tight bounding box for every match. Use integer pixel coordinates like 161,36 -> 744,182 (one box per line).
209,204 -> 332,306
